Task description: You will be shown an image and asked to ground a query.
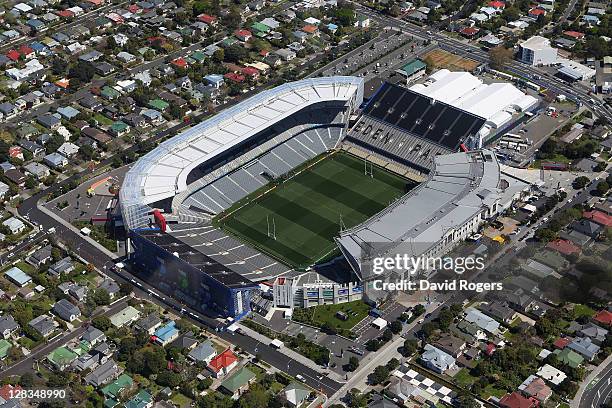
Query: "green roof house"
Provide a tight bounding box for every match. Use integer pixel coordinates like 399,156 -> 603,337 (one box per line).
219,366 -> 256,399
47,346 -> 78,371
222,37 -> 238,47
101,374 -> 133,399
125,390 -> 152,408
397,59 -> 427,82
191,51 -> 207,63
0,339 -> 11,360
101,86 -> 121,100
110,121 -> 130,137
147,99 -> 169,112
554,348 -> 584,368
251,22 -> 270,34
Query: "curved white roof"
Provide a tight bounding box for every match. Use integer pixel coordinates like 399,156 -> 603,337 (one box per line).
410,71 -> 538,130
121,76 -> 364,229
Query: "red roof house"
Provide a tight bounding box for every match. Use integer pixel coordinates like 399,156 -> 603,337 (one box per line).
459,27 -> 480,37
18,45 -> 34,58
207,349 -> 238,377
234,29 -> 252,42
563,30 -> 585,40
224,72 -> 245,83
198,14 -> 217,25
553,337 -> 572,349
523,378 -> 552,403
594,310 -> 612,327
499,392 -> 539,408
171,57 -> 188,69
6,50 -> 20,61
546,239 -> 581,256
9,146 -> 23,160
56,9 -> 74,18
583,210 -> 612,227
127,4 -> 140,13
241,66 -> 260,78
485,343 -> 496,356
489,1 -> 506,8
529,8 -> 546,16
259,49 -> 270,57
302,25 -> 319,34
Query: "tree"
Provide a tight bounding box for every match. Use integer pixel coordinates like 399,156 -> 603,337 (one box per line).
456,392 -> 479,408
68,61 -> 96,83
535,228 -> 556,242
573,176 -> 590,189
224,44 -> 248,63
413,304 -> 426,316
19,373 -> 34,388
369,365 -> 390,385
92,288 -> 111,306
25,176 -> 38,189
402,339 -> 418,356
390,320 -> 402,334
438,308 -> 454,330
488,46 -> 514,70
238,384 -> 269,408
92,315 -> 112,331
213,48 -> 225,63
346,356 -> 359,372
596,181 -> 609,196
156,370 -> 182,388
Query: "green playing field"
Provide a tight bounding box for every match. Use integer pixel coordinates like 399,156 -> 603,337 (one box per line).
214,151 -> 411,269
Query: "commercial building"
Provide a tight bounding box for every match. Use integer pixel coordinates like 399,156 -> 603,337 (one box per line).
272,273 -> 362,309
518,36 -> 558,66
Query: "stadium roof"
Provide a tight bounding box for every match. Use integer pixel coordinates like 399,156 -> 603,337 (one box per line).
136,229 -> 259,288
121,76 -> 364,230
410,70 -> 538,129
336,149 -> 501,276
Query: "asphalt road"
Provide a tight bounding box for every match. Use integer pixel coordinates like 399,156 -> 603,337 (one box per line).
581,359 -> 612,408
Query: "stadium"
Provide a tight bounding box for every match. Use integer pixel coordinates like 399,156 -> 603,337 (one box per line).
120,75 -> 533,318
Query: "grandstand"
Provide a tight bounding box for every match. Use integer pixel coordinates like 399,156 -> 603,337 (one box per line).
121,77 -> 365,318
345,83 -> 486,174
336,149 -> 502,301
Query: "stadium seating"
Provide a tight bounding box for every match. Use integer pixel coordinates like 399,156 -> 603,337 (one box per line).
180,125 -> 344,214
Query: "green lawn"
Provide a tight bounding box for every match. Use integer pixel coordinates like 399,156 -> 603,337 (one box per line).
573,304 -> 596,319
93,113 -> 113,126
293,300 -> 370,331
215,151 -> 411,269
453,368 -> 476,388
482,384 -> 507,399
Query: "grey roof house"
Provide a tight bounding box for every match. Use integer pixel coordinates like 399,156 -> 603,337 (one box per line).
420,344 -> 456,373
28,315 -> 56,337
53,299 -> 81,322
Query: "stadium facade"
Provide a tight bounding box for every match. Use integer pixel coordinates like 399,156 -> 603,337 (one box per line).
120,77 -> 365,318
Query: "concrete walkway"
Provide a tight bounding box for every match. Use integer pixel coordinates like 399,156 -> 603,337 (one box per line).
571,354 -> 612,408
236,322 -> 346,383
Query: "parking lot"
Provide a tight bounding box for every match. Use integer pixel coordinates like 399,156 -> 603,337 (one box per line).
48,165 -> 129,224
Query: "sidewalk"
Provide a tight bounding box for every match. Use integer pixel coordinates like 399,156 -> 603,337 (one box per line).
236,322 -> 346,383
571,354 -> 612,408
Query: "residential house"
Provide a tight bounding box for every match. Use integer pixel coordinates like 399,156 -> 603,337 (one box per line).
4,266 -> 32,287
188,340 -> 217,364
519,375 -> 552,403
53,299 -> 81,322
99,278 -> 120,299
44,152 -> 68,168
536,364 -> 567,385
47,346 -> 78,371
134,314 -> 163,335
208,349 -> 239,377
2,217 -> 25,234
578,323 -> 608,345
464,308 -> 500,334
47,257 -> 74,276
37,113 -> 61,130
0,315 -> 19,339
553,348 -> 584,368
110,306 -> 140,328
153,321 -> 179,346
419,344 -> 456,374
5,169 -> 26,187
499,391 -> 539,408
433,334 -> 466,358
282,382 -> 311,407
479,301 -> 517,324
82,326 -> 106,346
568,337 -> 600,360
84,359 -> 121,387
218,366 -> 256,399
28,315 -> 57,337
24,162 -> 50,179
